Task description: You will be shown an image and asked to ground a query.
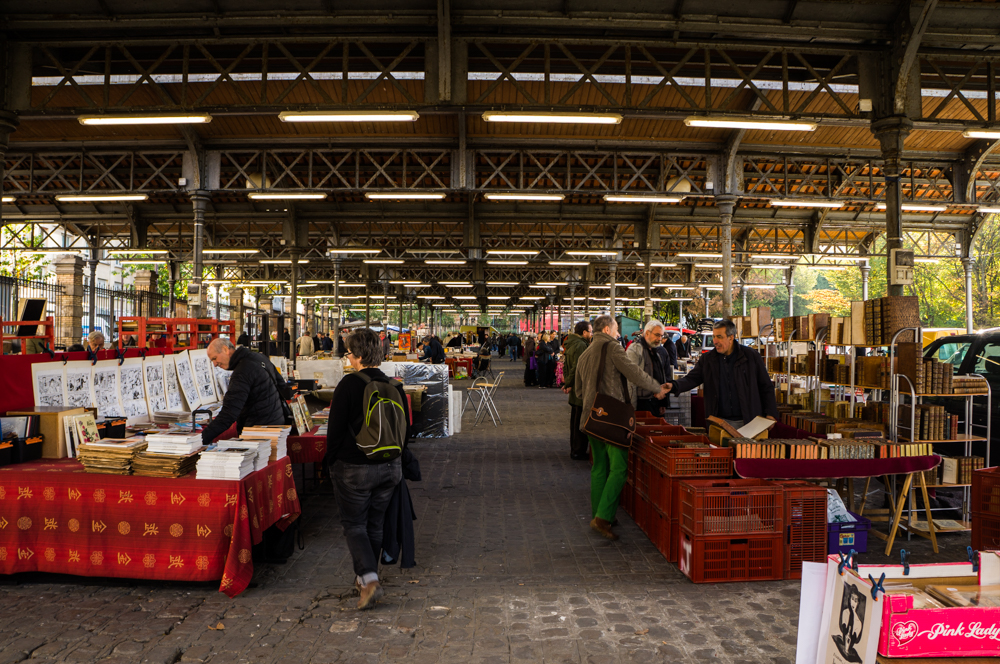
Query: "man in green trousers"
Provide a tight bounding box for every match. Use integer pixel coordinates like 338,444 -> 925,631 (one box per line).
575,315 -> 669,541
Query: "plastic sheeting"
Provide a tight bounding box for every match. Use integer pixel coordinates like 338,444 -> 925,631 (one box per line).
396,363 -> 450,438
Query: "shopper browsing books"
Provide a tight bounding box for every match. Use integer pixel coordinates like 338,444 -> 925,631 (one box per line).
200,338 -> 287,445
665,319 -> 778,431
325,328 -> 412,611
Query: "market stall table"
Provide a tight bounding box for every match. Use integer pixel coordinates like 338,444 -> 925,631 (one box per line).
444,356 -> 474,379
735,455 -> 943,556
0,457 -> 300,597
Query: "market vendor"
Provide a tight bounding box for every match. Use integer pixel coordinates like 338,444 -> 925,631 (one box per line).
665,319 -> 778,429
201,338 -> 287,444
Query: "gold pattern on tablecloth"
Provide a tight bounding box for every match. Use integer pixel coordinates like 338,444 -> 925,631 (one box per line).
143,523 -> 159,536
196,524 -> 211,537
68,550 -> 80,563
92,520 -> 106,533
43,487 -> 55,500
18,487 -> 33,499
196,556 -> 208,570
67,488 -> 81,500
224,493 -> 237,507
93,489 -> 105,503
17,517 -> 31,530
90,551 -> 103,565
239,505 -> 248,520
223,524 -> 233,538
169,523 -> 183,537
143,554 -> 155,568
171,492 -> 185,506
44,548 -> 55,562
119,490 -> 134,504
286,488 -> 297,502
44,518 -> 57,530
198,493 -> 211,507
238,549 -> 251,564
68,518 -> 79,532
118,552 -> 131,565
168,555 -> 183,568
144,491 -> 157,505
118,521 -> 130,535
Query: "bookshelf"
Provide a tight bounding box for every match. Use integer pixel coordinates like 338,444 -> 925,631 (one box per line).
117,317 -> 236,352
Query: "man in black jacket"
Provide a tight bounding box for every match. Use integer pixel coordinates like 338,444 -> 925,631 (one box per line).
202,338 -> 287,444
666,320 -> 778,428
421,335 -> 445,364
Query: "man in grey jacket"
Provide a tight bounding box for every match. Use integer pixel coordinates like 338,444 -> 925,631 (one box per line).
626,319 -> 672,416
576,315 -> 668,541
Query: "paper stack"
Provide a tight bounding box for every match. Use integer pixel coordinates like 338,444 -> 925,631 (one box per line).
240,425 -> 290,461
152,411 -> 189,424
196,447 -> 257,480
145,432 -> 205,455
78,437 -> 148,475
132,449 -> 202,478
219,438 -> 271,472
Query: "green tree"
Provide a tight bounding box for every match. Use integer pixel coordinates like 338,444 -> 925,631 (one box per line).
0,225 -> 51,280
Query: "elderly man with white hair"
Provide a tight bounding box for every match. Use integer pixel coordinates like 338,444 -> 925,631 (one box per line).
87,330 -> 105,353
625,319 -> 673,416
200,337 -> 288,445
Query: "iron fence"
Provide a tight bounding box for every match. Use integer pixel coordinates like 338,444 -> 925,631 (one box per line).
82,285 -> 168,341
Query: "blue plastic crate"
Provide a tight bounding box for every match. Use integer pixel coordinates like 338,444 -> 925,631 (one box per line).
828,510 -> 871,554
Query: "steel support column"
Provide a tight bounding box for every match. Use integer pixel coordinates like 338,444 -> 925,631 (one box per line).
189,191 -> 209,319
860,261 -> 871,301
332,260 -> 341,355
716,195 -> 737,317
609,264 -> 617,319
872,117 -> 913,297
963,257 -> 974,333
290,249 -> 300,367
787,267 -> 795,316
87,251 -> 98,336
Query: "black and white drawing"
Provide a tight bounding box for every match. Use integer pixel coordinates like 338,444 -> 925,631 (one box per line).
163,358 -> 183,410
215,365 -> 232,397
64,361 -> 94,408
143,356 -> 167,413
118,358 -> 149,422
823,572 -> 880,664
92,360 -> 123,419
173,351 -> 200,410
190,349 -> 218,403
31,363 -> 66,407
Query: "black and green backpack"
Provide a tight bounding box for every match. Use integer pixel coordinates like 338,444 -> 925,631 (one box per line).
353,373 -> 407,461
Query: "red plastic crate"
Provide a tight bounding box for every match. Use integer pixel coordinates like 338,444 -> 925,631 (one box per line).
972,467 -> 1000,517
972,512 -> 1000,551
635,456 -> 652,499
650,468 -> 670,514
632,492 -> 651,532
635,423 -> 688,441
677,529 -> 785,583
646,508 -> 671,558
679,479 -> 783,536
646,438 -> 733,477
771,480 -> 828,580
622,480 -> 634,517
669,518 -> 680,562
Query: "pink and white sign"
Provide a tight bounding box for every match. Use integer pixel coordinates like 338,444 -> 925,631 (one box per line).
880,593 -> 1000,658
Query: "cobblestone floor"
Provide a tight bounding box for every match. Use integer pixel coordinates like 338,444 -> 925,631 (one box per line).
0,369 -> 973,663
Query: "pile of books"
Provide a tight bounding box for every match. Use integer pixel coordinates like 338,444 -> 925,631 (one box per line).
196,447 -> 257,480
78,437 -> 147,474
151,411 -> 189,424
145,432 -> 204,455
217,439 -> 270,472
132,450 -> 201,478
240,425 -> 290,461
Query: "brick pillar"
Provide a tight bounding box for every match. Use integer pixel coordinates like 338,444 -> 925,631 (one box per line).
229,287 -> 244,339
53,255 -> 84,349
132,269 -> 158,321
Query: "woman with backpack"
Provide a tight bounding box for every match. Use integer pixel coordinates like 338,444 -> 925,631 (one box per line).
325,328 -> 412,610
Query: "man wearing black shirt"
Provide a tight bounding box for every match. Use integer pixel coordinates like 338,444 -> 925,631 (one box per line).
667,320 -> 778,428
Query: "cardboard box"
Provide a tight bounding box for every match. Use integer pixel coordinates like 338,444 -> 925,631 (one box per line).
6,406 -> 86,459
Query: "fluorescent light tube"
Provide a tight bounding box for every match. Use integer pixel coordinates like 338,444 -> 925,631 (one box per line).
549,260 -> 589,266
326,248 -> 382,254
964,129 -> 1000,139
677,252 -> 723,258
603,194 -> 684,203
1,196 -> 14,203
487,281 -> 519,286
118,259 -> 168,265
279,111 -> 419,122
248,192 -> 326,200
637,262 -> 677,267
566,250 -> 618,256
487,260 -> 528,265
204,248 -> 259,254
55,194 -> 148,202
259,259 -> 309,264
363,259 -> 405,264
684,116 -> 817,131
424,259 -> 467,265
78,114 -> 212,125
875,203 -> 948,212
485,250 -> 539,255
364,192 -> 446,200
106,249 -> 170,255
484,193 -> 565,201
769,199 -> 844,208
482,111 -> 621,125
695,264 -> 722,269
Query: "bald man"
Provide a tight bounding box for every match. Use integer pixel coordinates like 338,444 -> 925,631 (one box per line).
201,338 -> 287,444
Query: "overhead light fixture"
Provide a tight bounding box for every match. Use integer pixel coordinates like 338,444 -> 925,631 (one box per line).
535,282 -> 566,286
654,283 -> 685,288
118,259 -> 168,265
1,196 -> 14,203
695,263 -> 722,269
78,113 -> 212,125
751,254 -> 797,260
484,192 -> 565,202
589,283 -> 637,288
807,265 -> 848,271
566,250 -> 618,257
978,206 -> 1000,214
326,248 -> 382,254
453,295 -> 478,300
520,296 -> 545,300
204,248 -> 259,254
677,252 -> 723,258
487,296 -> 508,300
485,250 -> 539,255
963,129 -> 1000,139
875,203 -> 949,212
417,295 -> 444,299
363,259 -> 405,264
106,249 -> 170,255
665,297 -> 688,302
440,281 -> 472,285
259,259 -> 310,264
482,111 -> 622,125
702,285 -> 725,290
364,192 -> 447,200
389,280 -> 421,285
683,116 -> 817,131
637,262 -> 678,267
424,259 -> 467,265
55,194 -> 149,202
549,260 -> 590,266
305,280 -> 364,286
487,260 -> 528,265
769,199 -> 844,208
279,110 -> 420,123
487,281 -> 520,286
248,192 -> 327,200
914,257 -> 941,264
603,194 -> 684,204
743,284 -> 782,289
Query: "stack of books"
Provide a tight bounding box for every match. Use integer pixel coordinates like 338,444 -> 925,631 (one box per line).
218,439 -> 270,472
145,432 -> 205,455
240,425 -> 290,461
78,437 -> 148,474
151,411 -> 189,424
196,447 -> 257,480
132,449 -> 202,478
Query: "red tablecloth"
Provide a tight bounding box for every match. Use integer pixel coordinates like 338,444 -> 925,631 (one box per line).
0,457 -> 300,597
734,455 -> 941,480
288,427 -> 326,464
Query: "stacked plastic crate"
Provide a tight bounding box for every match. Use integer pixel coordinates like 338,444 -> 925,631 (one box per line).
972,467 -> 1000,550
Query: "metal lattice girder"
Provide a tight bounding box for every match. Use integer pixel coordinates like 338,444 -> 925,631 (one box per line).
741,155 -> 957,202
21,40 -> 426,114
3,151 -> 184,195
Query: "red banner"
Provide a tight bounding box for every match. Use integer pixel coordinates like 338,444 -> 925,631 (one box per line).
0,457 -> 300,597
